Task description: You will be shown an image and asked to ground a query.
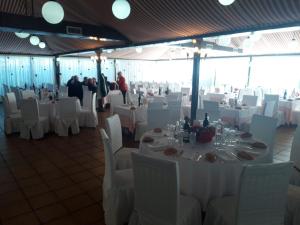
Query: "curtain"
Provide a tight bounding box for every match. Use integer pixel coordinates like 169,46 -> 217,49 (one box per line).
31,56 -> 55,87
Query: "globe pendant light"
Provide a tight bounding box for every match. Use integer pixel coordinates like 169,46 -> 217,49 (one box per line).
42,1 -> 64,24
15,32 -> 30,38
30,36 -> 40,45
112,0 -> 131,20
218,0 -> 235,6
39,42 -> 46,49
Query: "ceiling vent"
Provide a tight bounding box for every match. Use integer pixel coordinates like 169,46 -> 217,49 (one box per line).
66,26 -> 82,35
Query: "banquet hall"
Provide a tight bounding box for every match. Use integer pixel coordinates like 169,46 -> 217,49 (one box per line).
1,0 -> 300,224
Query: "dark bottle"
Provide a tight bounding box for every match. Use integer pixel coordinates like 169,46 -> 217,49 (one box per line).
32,83 -> 36,93
203,113 -> 210,128
284,90 -> 287,100
183,117 -> 191,143
159,87 -> 161,95
138,93 -> 141,107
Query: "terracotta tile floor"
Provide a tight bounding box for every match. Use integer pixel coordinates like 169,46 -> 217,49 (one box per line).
0,104 -> 295,224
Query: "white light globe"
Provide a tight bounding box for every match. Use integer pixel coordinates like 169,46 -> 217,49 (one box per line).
218,0 -> 235,6
136,47 -> 143,53
42,1 -> 64,24
15,32 -> 30,38
30,36 -> 40,45
39,42 -> 46,49
112,0 -> 131,20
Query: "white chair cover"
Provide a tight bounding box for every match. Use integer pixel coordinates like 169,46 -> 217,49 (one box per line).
59,86 -> 68,98
286,185 -> 300,225
238,88 -> 254,103
100,129 -> 134,225
21,90 -> 36,99
3,95 -> 21,134
10,87 -> 22,108
242,95 -> 258,107
203,100 -> 219,111
181,87 -> 190,105
264,100 -> 276,117
167,93 -> 182,102
106,114 -> 138,169
204,162 -> 292,225
82,90 -> 92,110
250,114 -> 277,162
290,126 -> 300,186
196,108 -> 220,122
148,101 -> 165,109
129,153 -> 202,225
264,94 -> 285,126
5,92 -> 19,114
79,93 -> 98,127
20,98 -> 49,139
168,101 -> 181,124
55,97 -> 80,136
110,94 -> 124,114
82,85 -> 89,92
291,100 -> 300,125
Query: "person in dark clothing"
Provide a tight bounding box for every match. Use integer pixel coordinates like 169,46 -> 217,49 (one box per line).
87,78 -> 97,94
67,75 -> 83,101
82,77 -> 88,86
67,76 -> 75,97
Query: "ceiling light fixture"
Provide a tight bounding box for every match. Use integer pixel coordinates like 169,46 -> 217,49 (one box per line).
39,42 -> 46,49
15,32 -> 30,38
218,0 -> 235,6
136,47 -> 143,53
30,36 -> 40,45
42,1 -> 64,24
112,0 -> 131,20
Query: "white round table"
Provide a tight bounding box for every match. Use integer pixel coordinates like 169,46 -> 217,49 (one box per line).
139,130 -> 269,210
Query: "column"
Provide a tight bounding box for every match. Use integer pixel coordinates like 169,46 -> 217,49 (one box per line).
190,52 -> 201,122
54,56 -> 61,89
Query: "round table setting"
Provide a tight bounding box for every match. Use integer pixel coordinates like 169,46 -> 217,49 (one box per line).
139,126 -> 269,209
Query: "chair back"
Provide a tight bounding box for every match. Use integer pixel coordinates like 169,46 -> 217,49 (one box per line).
128,93 -> 139,105
82,85 -> 89,92
147,108 -> 170,130
132,153 -> 179,225
21,90 -> 36,99
290,126 -> 300,169
105,114 -> 123,154
242,95 -> 258,107
57,97 -> 78,120
236,162 -> 292,225
148,101 -> 164,110
110,94 -> 124,113
250,114 -> 277,162
82,90 -> 92,110
11,87 -> 22,108
264,94 -> 279,115
5,92 -> 18,114
203,100 -> 219,111
181,87 -> 190,96
59,86 -> 68,98
100,129 -> 115,190
167,101 -> 181,124
20,98 -> 39,122
166,93 -> 181,102
238,88 -> 254,102
207,93 -> 225,103
264,101 -> 276,117
91,93 -> 97,114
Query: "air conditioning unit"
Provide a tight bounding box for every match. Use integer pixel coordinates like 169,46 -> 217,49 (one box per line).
66,26 -> 82,35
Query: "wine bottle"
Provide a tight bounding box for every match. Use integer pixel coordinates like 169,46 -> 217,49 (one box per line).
203,113 -> 210,128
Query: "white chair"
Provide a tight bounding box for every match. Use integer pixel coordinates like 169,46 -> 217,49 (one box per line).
129,153 -> 202,225
264,100 -> 277,117
82,85 -> 89,92
238,88 -> 254,103
127,93 -> 139,106
290,126 -> 300,186
10,87 -> 22,108
134,108 -> 170,141
181,87 -> 190,105
105,114 -> 138,170
3,94 -> 21,134
203,100 -> 219,112
55,97 -> 80,136
79,92 -> 98,128
166,93 -> 182,102
286,184 -> 300,225
250,114 -> 278,163
291,100 -> 300,125
148,101 -> 165,109
264,94 -> 285,126
100,129 -> 134,225
19,98 -> 49,139
21,90 -> 36,99
204,162 -> 292,225
59,86 -> 68,98
110,94 -> 124,114
196,108 -> 220,122
242,95 -> 258,107
168,101 -> 181,124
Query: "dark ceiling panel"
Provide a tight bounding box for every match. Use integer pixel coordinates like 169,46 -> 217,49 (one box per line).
0,0 -> 300,55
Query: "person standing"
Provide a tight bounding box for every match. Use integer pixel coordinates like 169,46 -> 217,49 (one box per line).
117,71 -> 128,104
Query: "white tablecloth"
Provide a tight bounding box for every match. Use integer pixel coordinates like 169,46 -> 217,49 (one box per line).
279,100 -> 300,124
113,105 -> 147,132
139,130 -> 268,210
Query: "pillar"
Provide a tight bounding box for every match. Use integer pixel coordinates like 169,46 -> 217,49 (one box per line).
54,56 -> 61,89
190,52 -> 201,122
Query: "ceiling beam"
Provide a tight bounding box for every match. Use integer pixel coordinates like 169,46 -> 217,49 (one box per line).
0,12 -> 131,42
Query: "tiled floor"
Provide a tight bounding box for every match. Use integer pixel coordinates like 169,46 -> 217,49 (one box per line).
0,104 -> 296,224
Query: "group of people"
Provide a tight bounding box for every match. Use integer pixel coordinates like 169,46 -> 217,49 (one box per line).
65,71 -> 128,106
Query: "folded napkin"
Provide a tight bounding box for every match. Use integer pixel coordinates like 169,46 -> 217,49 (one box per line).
240,132 -> 252,139
164,147 -> 178,156
237,150 -> 254,160
251,142 -> 267,149
205,152 -> 217,163
153,128 -> 162,133
142,136 -> 154,143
